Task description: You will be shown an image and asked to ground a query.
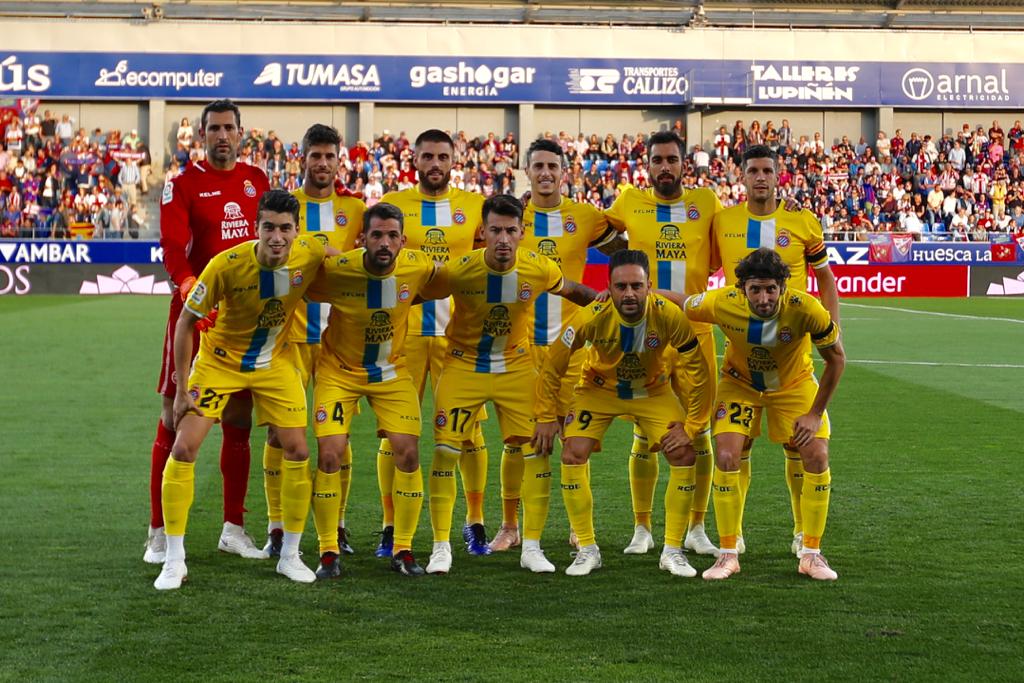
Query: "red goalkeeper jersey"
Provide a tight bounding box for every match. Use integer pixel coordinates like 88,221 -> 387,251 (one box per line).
159,160 -> 271,286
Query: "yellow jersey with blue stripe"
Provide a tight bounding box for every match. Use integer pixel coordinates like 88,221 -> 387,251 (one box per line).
428,247 -> 564,373
185,238 -> 325,372
382,186 -> 484,338
684,287 -> 839,392
548,293 -> 698,408
712,204 -> 828,291
286,188 -> 365,345
523,196 -> 616,346
305,247 -> 439,384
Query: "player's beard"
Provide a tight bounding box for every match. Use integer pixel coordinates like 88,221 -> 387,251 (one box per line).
208,142 -> 237,168
654,173 -> 681,198
371,248 -> 395,271
420,168 -> 450,194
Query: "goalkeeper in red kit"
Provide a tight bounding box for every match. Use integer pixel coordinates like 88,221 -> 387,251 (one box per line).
144,99 -> 271,564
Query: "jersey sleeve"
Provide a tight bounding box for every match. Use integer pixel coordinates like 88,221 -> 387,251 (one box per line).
534,310 -> 588,421
683,289 -> 718,325
159,175 -> 194,286
709,213 -> 723,272
183,254 -> 224,319
806,297 -> 840,348
541,253 -> 565,293
583,204 -> 618,247
802,210 -> 829,270
419,262 -> 451,300
603,191 -> 630,232
304,264 -> 331,303
662,298 -> 699,352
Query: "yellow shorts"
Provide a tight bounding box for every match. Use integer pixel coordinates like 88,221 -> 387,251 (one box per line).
433,360 -> 535,445
529,343 -> 584,418
563,385 -> 687,452
187,347 -> 307,428
291,341 -> 321,388
712,377 -> 830,445
312,364 -> 421,438
406,335 -> 448,398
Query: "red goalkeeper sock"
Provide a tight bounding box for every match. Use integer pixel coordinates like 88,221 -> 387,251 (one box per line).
220,422 -> 251,527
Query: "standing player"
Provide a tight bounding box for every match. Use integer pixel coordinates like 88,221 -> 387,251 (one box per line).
680,248 -> 845,581
303,202 -> 440,578
533,250 -> 712,577
605,131 -> 721,557
153,190 -> 326,590
146,99 -> 270,565
712,144 -> 839,556
488,138 -> 625,552
378,129 -> 492,556
422,195 -> 598,574
261,124 -> 365,558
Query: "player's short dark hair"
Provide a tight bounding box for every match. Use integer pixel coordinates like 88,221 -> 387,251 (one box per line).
742,144 -> 777,168
526,138 -> 565,166
648,131 -> 686,157
363,202 -> 404,233
414,129 -> 454,150
301,123 -> 341,155
609,249 -> 650,278
200,99 -> 241,130
482,194 -> 523,224
735,247 -> 790,286
257,189 -> 300,225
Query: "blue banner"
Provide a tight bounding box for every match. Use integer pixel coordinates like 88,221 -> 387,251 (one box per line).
0,240 -> 163,265
3,51 -> 1024,107
826,241 -> 1022,266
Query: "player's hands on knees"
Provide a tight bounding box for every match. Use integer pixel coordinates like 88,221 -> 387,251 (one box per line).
173,390 -> 204,429
791,413 -> 822,448
532,421 -> 561,456
660,422 -> 692,456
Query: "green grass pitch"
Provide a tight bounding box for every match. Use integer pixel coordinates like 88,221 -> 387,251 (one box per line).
2,295 -> 1022,681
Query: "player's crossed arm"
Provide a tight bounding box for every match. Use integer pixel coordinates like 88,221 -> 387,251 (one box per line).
531,319 -> 586,456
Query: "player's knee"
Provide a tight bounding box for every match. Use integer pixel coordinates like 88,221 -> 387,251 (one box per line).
266,425 -> 282,449
799,440 -> 829,473
714,447 -> 741,471
170,437 -> 199,462
560,440 -> 590,466
665,444 -> 696,467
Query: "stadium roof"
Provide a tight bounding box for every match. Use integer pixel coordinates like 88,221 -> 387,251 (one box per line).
3,0 -> 1023,30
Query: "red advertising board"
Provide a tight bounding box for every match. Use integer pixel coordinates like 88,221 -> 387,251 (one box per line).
806,265 -> 969,297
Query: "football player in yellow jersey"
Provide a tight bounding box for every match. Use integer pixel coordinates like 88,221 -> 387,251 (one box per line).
604,131 -> 722,557
420,195 -> 598,574
711,144 -> 840,557
302,202 -> 441,579
488,138 -> 627,552
375,129 -> 492,557
681,248 -> 845,581
154,190 -> 327,590
533,250 -> 713,577
261,124 -> 365,560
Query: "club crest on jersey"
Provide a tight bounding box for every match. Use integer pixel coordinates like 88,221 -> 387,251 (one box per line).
687,205 -> 700,221
453,209 -> 466,225
315,404 -> 328,424
291,270 -> 303,287
161,181 -> 174,205
779,327 -> 793,343
715,402 -> 727,420
243,180 -> 257,198
399,283 -> 411,302
564,410 -> 575,426
336,211 -> 348,226
565,216 -> 577,234
777,230 -> 791,247
519,282 -> 533,301
561,325 -> 575,346
435,409 -> 448,428
189,385 -> 200,401
645,331 -> 660,349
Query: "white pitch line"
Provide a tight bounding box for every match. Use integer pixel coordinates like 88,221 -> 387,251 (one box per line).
841,302 -> 1024,324
847,359 -> 1024,369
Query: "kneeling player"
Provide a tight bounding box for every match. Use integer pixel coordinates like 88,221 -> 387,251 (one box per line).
304,202 -> 441,578
681,247 -> 845,581
154,190 -> 326,590
534,249 -> 713,577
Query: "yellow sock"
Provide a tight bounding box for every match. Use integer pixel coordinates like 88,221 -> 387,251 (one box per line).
737,448 -> 752,536
520,445 -> 550,542
500,444 -> 525,527
460,429 -> 488,524
711,467 -> 741,551
429,445 -> 459,543
785,449 -> 805,536
393,467 -> 424,553
664,465 -> 696,547
161,458 -> 195,536
689,431 -> 713,528
800,468 -> 831,551
281,458 -> 312,535
338,443 -> 353,527
312,469 -> 340,554
262,444 -> 283,526
377,438 -> 396,527
628,431 -> 658,529
560,463 -> 595,546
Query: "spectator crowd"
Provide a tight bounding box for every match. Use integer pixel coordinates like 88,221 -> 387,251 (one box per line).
4,103 -> 1024,243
